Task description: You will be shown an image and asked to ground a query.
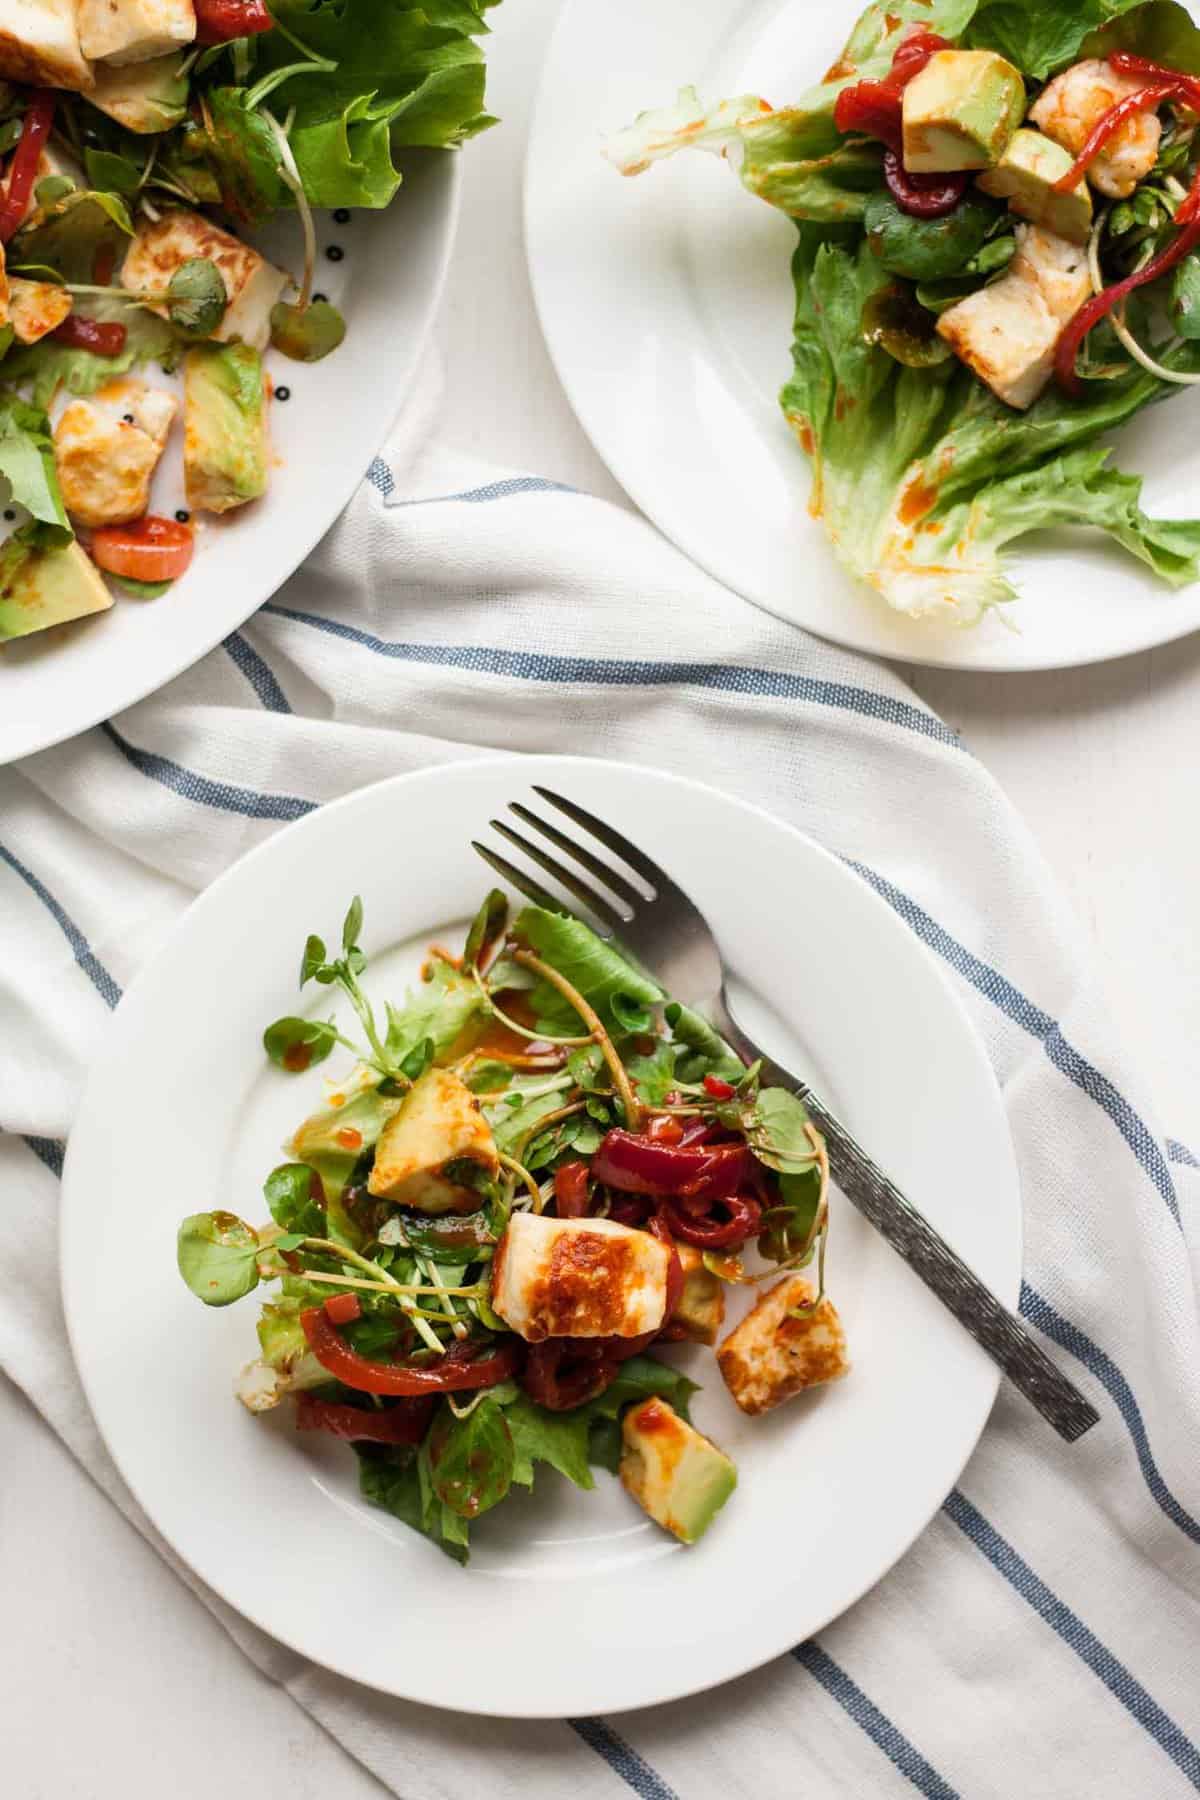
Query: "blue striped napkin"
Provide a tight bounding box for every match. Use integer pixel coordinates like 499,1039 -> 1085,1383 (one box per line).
1,390 -> 1198,1800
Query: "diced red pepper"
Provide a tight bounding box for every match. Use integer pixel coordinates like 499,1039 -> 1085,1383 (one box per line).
300,1308 -> 521,1395
295,1392 -> 434,1445
0,91 -> 56,244
194,0 -> 274,43
702,1074 -> 736,1100
52,315 -> 127,357
553,1160 -> 591,1218
644,1113 -> 685,1144
323,1292 -> 361,1326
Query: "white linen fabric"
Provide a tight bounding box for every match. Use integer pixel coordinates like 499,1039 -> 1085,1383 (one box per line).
1,375 -> 1199,1800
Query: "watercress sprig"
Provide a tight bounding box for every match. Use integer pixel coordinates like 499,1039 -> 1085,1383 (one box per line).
263,898 -> 420,1085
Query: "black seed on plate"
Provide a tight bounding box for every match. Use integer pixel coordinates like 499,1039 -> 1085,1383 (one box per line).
276,385 -> 291,402
313,292 -> 328,304
175,509 -> 190,524
122,413 -> 135,423
333,208 -> 351,224
3,509 -> 14,521
326,245 -> 345,262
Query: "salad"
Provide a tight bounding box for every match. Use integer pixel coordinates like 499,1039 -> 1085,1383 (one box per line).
0,0 -> 499,642
177,891 -> 847,1562
606,0 -> 1200,624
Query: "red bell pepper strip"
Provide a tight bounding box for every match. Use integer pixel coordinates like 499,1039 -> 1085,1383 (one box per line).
592,1128 -> 751,1199
0,91 -> 56,244
53,315 -> 128,356
702,1074 -> 736,1100
553,1160 -> 591,1218
300,1308 -> 521,1395
194,0 -> 275,44
660,1192 -> 762,1250
1055,167 -> 1200,394
295,1392 -> 434,1445
323,1292 -> 361,1326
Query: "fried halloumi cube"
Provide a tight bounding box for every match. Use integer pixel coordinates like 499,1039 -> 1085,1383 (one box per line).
78,0 -> 195,66
491,1212 -> 671,1342
121,209 -> 288,352
53,378 -> 178,528
717,1276 -> 849,1415
0,1 -> 93,91
8,276 -> 71,343
936,223 -> 1090,410
367,1067 -> 499,1215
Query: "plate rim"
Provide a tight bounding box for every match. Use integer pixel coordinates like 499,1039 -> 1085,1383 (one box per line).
0,151 -> 462,766
60,753 -> 1021,1715
523,0 -> 1200,675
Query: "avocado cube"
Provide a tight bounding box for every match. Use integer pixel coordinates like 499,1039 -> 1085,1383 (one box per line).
368,1067 -> 500,1215
902,50 -> 1025,173
0,530 -> 112,642
87,52 -> 189,134
669,1243 -> 725,1345
619,1398 -> 736,1545
184,343 -> 268,515
977,129 -> 1092,244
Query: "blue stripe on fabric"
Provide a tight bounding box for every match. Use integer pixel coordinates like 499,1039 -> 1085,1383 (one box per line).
944,1489 -> 1200,1790
1020,1282 -> 1200,1546
261,603 -> 962,749
793,1643 -> 961,1799
23,1135 -> 65,1177
846,860 -> 1180,1226
223,631 -> 291,713
101,724 -> 315,823
568,1720 -> 679,1800
389,476 -> 575,506
365,456 -> 394,497
0,843 -> 121,1009
1167,1138 -> 1199,1169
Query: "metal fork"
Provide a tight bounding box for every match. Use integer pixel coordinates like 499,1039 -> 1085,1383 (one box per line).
473,786 -> 1100,1444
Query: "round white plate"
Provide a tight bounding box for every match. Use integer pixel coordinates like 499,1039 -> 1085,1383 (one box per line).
62,756 -> 1020,1716
526,0 -> 1200,672
0,150 -> 459,764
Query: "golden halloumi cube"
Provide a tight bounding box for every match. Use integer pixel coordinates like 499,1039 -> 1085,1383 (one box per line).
8,276 -> 71,344
367,1067 -> 499,1214
78,0 -> 195,66
53,378 -> 178,528
490,1211 -> 671,1342
0,1 -> 93,91
717,1276 -> 849,1415
1030,58 -> 1160,200
121,210 -> 288,352
936,223 -> 1089,410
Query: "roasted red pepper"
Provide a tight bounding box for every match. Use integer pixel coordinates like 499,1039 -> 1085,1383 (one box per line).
295,1392 -> 434,1445
882,148 -> 968,218
323,1292 -> 361,1326
660,1192 -> 762,1250
52,315 -> 128,356
592,1128 -> 750,1199
553,1160 -> 591,1218
645,1114 -> 685,1145
702,1074 -> 737,1100
194,0 -> 275,43
300,1308 -> 521,1395
520,1338 -> 613,1411
833,31 -> 951,158
0,91 -> 56,243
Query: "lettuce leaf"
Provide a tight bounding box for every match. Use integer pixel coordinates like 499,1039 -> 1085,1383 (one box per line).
0,398 -> 70,540
965,0 -> 1165,79
780,229 -> 1200,620
511,906 -> 663,1036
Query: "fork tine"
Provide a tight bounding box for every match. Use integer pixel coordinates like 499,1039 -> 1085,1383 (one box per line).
508,802 -> 646,908
488,820 -> 626,931
530,787 -> 664,890
471,842 -> 564,914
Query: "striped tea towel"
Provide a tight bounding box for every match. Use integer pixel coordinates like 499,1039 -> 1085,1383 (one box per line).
1,373 -> 1199,1800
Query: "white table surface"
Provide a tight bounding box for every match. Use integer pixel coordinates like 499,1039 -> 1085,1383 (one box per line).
6,3 -> 1198,1794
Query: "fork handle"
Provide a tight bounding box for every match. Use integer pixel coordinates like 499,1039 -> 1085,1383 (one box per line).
711,1003 -> 1099,1444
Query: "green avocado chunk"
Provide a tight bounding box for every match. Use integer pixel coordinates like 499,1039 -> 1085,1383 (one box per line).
0,530 -> 111,642
670,1244 -> 725,1346
902,50 -> 1025,173
977,128 -> 1093,244
88,53 -> 189,135
184,342 -> 269,516
619,1397 -> 736,1545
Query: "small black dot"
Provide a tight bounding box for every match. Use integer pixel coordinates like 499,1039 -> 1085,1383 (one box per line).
326,244 -> 345,263
3,509 -> 14,521
333,208 -> 351,224
175,509 -> 190,524
122,412 -> 135,424
276,385 -> 291,402
312,292 -> 328,304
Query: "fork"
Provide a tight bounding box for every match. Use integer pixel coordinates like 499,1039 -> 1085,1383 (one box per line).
473,786 -> 1100,1444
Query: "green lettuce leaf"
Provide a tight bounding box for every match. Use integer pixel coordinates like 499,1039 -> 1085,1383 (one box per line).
0,398 -> 70,540
511,907 -> 663,1036
1079,0 -> 1200,67
383,957 -> 489,1064
780,229 -> 1200,620
966,0 -> 1167,79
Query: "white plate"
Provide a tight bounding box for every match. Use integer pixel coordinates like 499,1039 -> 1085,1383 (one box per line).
61,755 -> 1020,1716
0,151 -> 459,764
526,0 -> 1200,672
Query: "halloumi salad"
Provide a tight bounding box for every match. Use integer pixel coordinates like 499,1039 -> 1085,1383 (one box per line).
177,892 -> 845,1560
0,1 -> 500,642
606,0 -> 1200,624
